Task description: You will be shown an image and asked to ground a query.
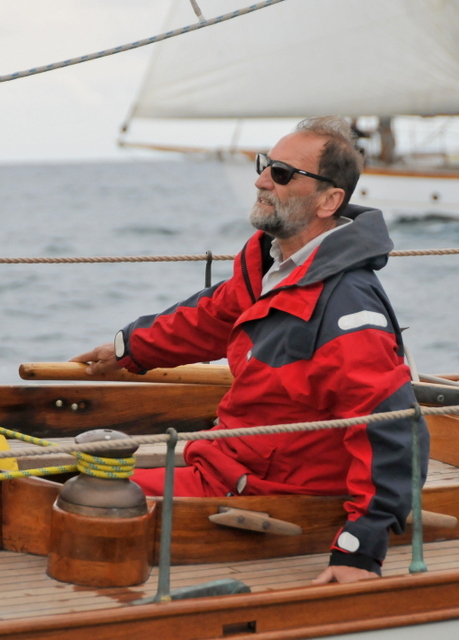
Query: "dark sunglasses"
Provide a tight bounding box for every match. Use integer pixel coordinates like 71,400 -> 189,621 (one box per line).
256,153 -> 336,187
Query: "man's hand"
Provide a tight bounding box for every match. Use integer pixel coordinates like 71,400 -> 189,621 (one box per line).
312,566 -> 380,585
70,342 -> 120,376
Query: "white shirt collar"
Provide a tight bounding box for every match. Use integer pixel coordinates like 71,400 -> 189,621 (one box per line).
269,216 -> 352,268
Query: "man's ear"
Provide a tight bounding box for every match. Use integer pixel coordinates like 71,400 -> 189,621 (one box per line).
317,188 -> 345,219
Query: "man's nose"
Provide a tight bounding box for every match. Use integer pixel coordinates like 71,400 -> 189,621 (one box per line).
255,167 -> 274,190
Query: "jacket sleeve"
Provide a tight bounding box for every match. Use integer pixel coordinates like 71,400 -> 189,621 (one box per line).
115,279 -> 244,373
303,273 -> 429,573
115,235 -> 265,373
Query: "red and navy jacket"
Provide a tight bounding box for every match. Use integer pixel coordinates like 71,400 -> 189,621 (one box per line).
117,204 -> 429,574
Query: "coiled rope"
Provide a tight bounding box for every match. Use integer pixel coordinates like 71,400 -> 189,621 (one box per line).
0,0 -> 286,84
0,427 -> 134,481
0,403 -> 457,467
0,248 -> 457,265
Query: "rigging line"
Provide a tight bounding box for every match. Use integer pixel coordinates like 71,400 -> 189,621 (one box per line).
0,0 -> 287,84
189,0 -> 206,23
1,404 -> 458,460
0,248 -> 457,264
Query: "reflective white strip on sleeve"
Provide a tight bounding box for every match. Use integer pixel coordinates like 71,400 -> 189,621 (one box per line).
338,310 -> 388,331
337,531 -> 360,552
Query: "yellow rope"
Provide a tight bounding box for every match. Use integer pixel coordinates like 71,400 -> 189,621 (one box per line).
0,427 -> 135,481
75,452 -> 135,479
0,465 -> 77,481
0,426 -> 56,448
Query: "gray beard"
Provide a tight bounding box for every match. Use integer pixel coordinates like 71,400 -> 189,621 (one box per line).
249,191 -> 318,239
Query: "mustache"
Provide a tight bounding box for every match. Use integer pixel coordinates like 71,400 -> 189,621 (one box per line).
256,189 -> 279,207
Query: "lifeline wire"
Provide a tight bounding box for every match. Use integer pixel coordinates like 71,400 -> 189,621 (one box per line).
0,0 -> 286,83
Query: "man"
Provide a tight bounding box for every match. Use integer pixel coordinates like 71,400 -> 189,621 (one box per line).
72,116 -> 429,584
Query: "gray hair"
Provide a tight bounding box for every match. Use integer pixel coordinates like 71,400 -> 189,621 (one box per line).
295,116 -> 364,215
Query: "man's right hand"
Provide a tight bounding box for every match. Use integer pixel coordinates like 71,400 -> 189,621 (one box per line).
70,342 -> 120,376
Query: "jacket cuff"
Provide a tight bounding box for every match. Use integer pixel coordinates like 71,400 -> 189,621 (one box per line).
329,550 -> 382,576
116,354 -> 147,375
114,329 -> 148,374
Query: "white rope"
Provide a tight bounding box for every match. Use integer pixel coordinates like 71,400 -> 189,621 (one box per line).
0,0 -> 286,83
1,403 -> 457,461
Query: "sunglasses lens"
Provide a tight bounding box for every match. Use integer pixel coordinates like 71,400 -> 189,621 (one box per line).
256,154 -> 268,175
270,164 -> 290,185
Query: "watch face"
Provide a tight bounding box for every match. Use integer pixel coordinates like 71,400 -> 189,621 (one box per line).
114,331 -> 126,358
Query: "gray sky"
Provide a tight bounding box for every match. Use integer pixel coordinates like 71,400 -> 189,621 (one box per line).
1,0 -> 171,163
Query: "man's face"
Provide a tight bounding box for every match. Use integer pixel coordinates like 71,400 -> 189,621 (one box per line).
249,133 -> 326,239
249,191 -> 319,239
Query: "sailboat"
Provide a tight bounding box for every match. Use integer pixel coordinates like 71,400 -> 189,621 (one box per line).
1,2 -> 459,638
119,0 -> 459,221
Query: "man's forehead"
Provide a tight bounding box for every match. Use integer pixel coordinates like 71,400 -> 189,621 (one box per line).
269,132 -> 326,166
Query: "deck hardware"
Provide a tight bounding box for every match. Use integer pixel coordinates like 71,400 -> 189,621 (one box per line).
47,429 -> 151,587
56,429 -> 146,518
71,403 -> 78,411
409,403 -> 428,573
55,400 -> 63,407
209,506 -> 303,535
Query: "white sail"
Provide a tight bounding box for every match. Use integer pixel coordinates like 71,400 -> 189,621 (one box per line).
130,0 -> 459,121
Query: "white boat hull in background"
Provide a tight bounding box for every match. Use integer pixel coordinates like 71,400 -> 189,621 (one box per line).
354,169 -> 459,223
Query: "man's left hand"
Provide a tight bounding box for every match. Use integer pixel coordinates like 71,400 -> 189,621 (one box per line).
312,566 -> 380,584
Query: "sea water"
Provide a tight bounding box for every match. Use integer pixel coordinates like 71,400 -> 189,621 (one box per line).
0,158 -> 458,384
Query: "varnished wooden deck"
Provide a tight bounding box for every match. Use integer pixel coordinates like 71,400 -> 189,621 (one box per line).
1,455 -> 459,623
2,539 -> 459,622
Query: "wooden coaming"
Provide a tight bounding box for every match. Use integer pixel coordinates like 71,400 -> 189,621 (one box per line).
2,477 -> 60,556
3,378 -> 456,440
427,414 -> 459,467
4,472 -> 459,565
0,383 -> 227,438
